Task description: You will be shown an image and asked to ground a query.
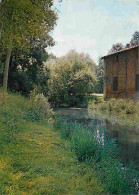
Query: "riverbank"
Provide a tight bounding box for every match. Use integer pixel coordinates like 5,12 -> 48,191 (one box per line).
0,90 -> 138,194
88,98 -> 139,126
0,90 -> 103,194
54,115 -> 139,194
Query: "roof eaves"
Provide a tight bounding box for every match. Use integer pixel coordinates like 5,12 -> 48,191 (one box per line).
102,45 -> 139,59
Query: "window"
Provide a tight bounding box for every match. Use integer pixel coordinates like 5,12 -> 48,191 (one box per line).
135,74 -> 139,91
113,77 -> 118,92
116,55 -> 118,62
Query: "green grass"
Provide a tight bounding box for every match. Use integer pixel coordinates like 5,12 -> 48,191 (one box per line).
0,90 -> 103,194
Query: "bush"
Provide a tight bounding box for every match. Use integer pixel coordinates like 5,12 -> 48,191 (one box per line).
0,88 -> 54,124
26,90 -> 54,122
47,50 -> 97,107
88,98 -> 138,115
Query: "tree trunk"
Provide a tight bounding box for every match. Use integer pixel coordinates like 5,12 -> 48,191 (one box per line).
3,45 -> 12,91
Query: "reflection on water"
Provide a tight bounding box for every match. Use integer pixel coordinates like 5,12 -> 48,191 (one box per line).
55,108 -> 139,166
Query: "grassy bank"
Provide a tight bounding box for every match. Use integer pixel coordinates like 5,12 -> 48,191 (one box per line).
0,90 -> 103,194
88,98 -> 139,123
54,116 -> 139,194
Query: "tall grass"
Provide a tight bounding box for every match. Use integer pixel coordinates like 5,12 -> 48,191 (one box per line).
0,88 -> 54,123
54,116 -> 139,194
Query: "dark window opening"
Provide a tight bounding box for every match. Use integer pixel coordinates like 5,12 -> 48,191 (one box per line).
113,77 -> 118,92
135,74 -> 139,91
116,55 -> 118,62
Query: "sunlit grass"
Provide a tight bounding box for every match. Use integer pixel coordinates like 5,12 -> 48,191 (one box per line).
0,89 -> 103,194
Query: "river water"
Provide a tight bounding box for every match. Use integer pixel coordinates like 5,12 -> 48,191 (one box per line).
55,108 -> 139,167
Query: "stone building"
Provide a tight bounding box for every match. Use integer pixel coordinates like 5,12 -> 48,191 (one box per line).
102,45 -> 139,100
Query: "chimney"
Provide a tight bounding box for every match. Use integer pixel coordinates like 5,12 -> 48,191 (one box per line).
126,44 -> 130,48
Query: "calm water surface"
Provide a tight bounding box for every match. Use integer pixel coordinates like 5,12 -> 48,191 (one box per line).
55,108 -> 139,166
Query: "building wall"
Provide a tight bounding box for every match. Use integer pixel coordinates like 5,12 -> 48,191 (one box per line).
104,47 -> 139,99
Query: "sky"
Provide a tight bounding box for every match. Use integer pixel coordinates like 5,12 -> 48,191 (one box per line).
49,0 -> 139,63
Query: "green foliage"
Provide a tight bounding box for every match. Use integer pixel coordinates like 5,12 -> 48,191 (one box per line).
47,50 -> 97,107
71,128 -> 99,162
0,44 -> 52,96
26,91 -> 54,122
0,88 -> 54,124
108,31 -> 139,53
54,116 -> 139,194
95,57 -> 104,93
96,159 -> 139,194
0,0 -> 57,49
108,43 -> 124,54
8,48 -> 50,96
130,31 -> 139,46
88,98 -> 139,115
0,0 -> 57,90
0,90 -> 103,194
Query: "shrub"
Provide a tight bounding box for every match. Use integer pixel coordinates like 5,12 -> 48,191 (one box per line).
47,50 -> 97,107
88,98 -> 138,115
26,91 -> 54,122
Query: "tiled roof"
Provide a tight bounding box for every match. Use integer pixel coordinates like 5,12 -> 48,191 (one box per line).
102,44 -> 139,59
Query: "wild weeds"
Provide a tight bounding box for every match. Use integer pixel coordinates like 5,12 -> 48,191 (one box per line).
88,98 -> 139,115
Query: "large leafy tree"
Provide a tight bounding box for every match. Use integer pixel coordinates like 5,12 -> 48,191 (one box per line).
47,50 -> 97,106
0,0 -> 57,90
7,44 -> 50,96
4,34 -> 55,96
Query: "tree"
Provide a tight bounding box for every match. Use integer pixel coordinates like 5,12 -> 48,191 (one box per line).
47,50 -> 97,107
7,45 -> 49,96
95,57 -> 104,93
60,50 -> 96,71
0,0 -> 57,90
0,35 -> 56,96
130,31 -> 139,46
108,43 -> 124,54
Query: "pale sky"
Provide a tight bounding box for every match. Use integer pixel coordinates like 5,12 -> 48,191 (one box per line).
49,0 -> 139,63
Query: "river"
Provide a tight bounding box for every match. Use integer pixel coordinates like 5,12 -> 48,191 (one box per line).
55,108 -> 139,167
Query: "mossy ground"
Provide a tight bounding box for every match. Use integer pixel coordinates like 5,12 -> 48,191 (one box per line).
0,90 -> 103,194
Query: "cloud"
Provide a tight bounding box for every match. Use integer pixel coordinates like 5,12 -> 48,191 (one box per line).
122,0 -> 139,4
50,0 -> 138,63
49,31 -> 98,61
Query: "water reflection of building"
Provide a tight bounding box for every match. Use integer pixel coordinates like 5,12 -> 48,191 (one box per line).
105,120 -> 139,166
